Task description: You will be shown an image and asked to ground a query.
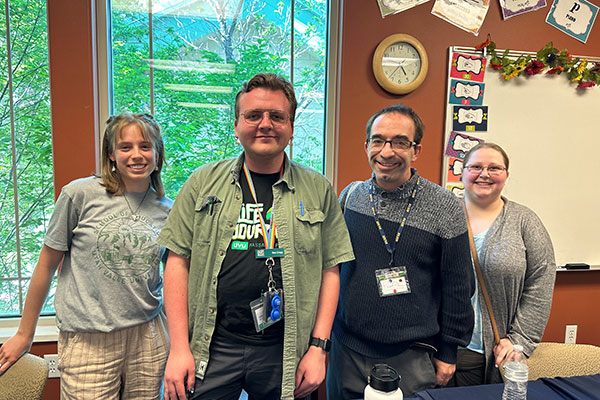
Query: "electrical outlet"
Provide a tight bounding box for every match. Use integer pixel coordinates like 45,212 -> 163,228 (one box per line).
565,325 -> 577,344
44,354 -> 60,378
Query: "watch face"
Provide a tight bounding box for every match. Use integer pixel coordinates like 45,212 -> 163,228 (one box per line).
382,42 -> 422,85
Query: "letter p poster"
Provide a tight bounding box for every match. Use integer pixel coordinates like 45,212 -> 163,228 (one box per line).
546,0 -> 598,43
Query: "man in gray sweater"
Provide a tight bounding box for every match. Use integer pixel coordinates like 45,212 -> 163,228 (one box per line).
327,104 -> 475,398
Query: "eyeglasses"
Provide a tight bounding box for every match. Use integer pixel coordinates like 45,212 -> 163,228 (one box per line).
240,109 -> 290,125
367,137 -> 416,151
463,165 -> 507,175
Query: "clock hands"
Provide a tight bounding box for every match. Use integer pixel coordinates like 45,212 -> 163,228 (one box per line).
386,58 -> 409,79
385,57 -> 418,80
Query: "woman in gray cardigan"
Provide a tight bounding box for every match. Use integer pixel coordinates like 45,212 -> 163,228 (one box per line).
453,142 -> 556,385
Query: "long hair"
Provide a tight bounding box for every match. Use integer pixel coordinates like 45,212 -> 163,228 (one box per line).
100,112 -> 166,197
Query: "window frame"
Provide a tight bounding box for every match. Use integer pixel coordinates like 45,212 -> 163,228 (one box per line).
95,0 -> 340,183
3,0 -> 341,341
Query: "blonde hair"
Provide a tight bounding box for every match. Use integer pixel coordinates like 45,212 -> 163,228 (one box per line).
100,112 -> 165,197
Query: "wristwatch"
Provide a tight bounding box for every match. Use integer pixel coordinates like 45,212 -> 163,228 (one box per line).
309,336 -> 331,352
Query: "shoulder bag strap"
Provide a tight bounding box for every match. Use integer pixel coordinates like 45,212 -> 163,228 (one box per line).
463,202 -> 501,346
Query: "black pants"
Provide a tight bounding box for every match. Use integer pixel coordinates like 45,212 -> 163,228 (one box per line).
326,335 -> 437,399
448,348 -> 486,387
191,333 -> 283,400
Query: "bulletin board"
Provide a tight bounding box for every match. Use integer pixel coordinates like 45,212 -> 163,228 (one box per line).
442,46 -> 600,267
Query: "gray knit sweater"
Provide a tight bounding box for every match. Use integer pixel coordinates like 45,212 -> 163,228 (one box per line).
334,170 -> 475,364
478,198 -> 556,383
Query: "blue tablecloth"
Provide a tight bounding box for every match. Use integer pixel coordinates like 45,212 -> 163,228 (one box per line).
406,374 -> 600,400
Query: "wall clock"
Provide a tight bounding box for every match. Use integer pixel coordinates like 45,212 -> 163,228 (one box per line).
372,34 -> 429,95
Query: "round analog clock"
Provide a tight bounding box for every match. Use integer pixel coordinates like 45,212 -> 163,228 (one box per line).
372,34 -> 429,95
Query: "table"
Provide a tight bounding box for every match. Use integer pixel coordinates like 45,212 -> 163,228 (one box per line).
406,374 -> 600,400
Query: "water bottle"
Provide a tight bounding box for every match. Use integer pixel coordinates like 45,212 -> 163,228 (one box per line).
364,364 -> 403,400
502,344 -> 528,400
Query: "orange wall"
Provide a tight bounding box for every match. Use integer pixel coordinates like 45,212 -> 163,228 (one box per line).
543,271 -> 600,345
48,0 -> 97,197
40,1 -> 96,398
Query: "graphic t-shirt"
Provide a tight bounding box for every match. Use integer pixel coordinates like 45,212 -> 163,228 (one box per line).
215,170 -> 284,344
44,176 -> 172,332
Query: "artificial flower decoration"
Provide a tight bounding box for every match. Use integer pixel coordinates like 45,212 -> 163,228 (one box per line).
525,60 -> 545,76
477,38 -> 600,88
475,35 -> 491,51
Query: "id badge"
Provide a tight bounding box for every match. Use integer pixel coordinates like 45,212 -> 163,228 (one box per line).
255,248 -> 285,259
249,289 -> 284,332
375,266 -> 411,297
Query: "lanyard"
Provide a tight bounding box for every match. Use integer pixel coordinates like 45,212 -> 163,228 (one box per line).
368,177 -> 419,266
242,161 -> 284,290
242,161 -> 283,249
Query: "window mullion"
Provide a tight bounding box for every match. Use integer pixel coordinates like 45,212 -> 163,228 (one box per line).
289,0 -> 295,160
149,0 -> 154,115
4,0 -> 24,314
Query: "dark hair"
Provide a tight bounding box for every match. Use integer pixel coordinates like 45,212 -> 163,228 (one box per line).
366,104 -> 425,144
101,112 -> 166,196
462,142 -> 510,172
234,73 -> 297,124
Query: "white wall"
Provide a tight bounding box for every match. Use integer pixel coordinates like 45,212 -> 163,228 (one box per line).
444,47 -> 600,267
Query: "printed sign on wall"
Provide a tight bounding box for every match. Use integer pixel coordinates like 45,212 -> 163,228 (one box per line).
453,105 -> 488,132
445,131 -> 484,159
447,157 -> 464,182
450,52 -> 487,82
446,183 -> 465,198
449,79 -> 485,105
546,0 -> 598,43
500,0 -> 547,19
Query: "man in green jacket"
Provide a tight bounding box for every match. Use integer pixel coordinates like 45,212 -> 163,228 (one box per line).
158,73 -> 354,400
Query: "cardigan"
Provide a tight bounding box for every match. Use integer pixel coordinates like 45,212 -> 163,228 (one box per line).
477,198 -> 556,383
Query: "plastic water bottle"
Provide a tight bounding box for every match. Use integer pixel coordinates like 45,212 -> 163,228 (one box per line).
502,344 -> 528,400
364,364 -> 403,400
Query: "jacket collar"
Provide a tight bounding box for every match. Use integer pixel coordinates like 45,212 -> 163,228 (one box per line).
230,152 -> 295,192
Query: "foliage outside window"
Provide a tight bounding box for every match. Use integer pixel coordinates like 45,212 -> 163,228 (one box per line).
110,0 -> 328,200
0,0 -> 54,317
0,0 -> 329,317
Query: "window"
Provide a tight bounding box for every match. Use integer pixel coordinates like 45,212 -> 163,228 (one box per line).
0,0 -> 54,317
0,0 -> 333,318
108,0 -> 330,199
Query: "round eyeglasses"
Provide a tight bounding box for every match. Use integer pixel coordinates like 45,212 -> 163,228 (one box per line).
240,109 -> 291,125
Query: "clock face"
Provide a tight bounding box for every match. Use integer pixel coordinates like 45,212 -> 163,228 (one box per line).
382,42 -> 422,85
373,34 -> 428,95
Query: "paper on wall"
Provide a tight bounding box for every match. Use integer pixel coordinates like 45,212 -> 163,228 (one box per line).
431,0 -> 490,35
499,0 -> 547,19
377,0 -> 432,17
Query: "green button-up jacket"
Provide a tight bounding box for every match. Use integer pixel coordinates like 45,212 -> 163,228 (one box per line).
158,153 -> 354,399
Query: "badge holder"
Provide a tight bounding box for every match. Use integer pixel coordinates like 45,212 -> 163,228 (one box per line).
375,266 -> 411,297
250,257 -> 284,332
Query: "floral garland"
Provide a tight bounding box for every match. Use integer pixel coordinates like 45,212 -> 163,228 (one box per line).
475,36 -> 600,88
